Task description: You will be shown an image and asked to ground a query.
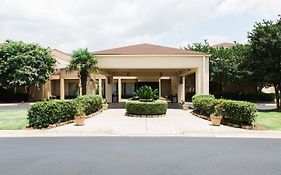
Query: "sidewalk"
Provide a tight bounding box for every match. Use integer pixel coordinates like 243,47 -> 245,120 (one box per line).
0,109 -> 281,138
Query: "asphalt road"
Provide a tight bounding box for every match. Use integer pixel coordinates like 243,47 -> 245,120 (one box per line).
0,137 -> 280,175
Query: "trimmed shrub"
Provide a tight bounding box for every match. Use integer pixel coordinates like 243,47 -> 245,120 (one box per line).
192,94 -> 257,125
75,95 -> 103,115
125,100 -> 167,115
192,94 -> 218,116
27,100 -> 76,128
27,95 -> 103,129
219,100 -> 257,125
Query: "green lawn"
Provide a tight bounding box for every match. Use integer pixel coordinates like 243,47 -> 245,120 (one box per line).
0,110 -> 28,130
255,112 -> 281,130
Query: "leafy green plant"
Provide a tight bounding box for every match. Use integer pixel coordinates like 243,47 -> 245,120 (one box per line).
219,100 -> 257,125
27,95 -> 102,128
67,48 -> 98,95
75,95 -> 103,115
74,101 -> 85,117
192,94 -> 257,125
179,100 -> 185,105
135,85 -> 159,101
192,94 -> 218,116
27,100 -> 76,129
0,40 -> 56,88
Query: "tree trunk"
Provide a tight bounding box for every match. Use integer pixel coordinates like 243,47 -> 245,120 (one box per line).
274,84 -> 281,111
80,70 -> 88,95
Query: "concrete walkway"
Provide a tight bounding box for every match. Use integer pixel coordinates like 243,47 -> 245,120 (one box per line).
1,109 -> 281,138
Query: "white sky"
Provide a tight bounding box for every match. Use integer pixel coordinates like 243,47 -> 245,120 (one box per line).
0,0 -> 280,52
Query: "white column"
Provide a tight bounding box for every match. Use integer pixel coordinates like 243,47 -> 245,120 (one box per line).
202,56 -> 209,94
105,76 -> 113,102
87,78 -> 95,95
98,78 -> 102,96
60,78 -> 65,100
195,69 -> 202,94
177,76 -> 185,102
159,78 -> 162,97
118,78 -> 122,102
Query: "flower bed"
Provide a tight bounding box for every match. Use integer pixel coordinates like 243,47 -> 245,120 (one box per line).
125,100 -> 168,116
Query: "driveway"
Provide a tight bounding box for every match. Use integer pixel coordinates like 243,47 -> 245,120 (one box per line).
0,103 -> 31,110
52,109 -> 243,135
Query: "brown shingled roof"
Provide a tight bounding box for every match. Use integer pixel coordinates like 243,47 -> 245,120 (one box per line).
93,43 -> 204,55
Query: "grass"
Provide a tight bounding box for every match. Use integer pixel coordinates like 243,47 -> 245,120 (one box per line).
0,110 -> 28,130
255,112 -> 281,130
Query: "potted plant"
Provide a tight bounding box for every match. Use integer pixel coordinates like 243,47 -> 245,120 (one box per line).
102,99 -> 108,110
75,102 -> 86,126
179,100 -> 189,110
210,105 -> 223,126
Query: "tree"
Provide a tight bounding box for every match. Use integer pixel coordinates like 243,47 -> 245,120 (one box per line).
67,48 -> 98,95
186,43 -> 252,94
247,18 -> 281,110
0,40 -> 56,89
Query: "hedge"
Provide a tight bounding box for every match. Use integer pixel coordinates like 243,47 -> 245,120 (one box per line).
192,94 -> 257,125
75,95 -> 103,115
219,100 -> 257,125
125,100 -> 168,115
27,95 -> 103,129
27,100 -> 76,129
192,94 -> 218,116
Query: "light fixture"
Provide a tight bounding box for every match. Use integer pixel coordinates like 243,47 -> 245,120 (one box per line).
107,77 -> 111,84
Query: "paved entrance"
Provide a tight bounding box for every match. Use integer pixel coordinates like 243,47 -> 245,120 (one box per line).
51,109 -> 242,135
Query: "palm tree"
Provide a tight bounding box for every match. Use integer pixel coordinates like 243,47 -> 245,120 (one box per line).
67,48 -> 98,95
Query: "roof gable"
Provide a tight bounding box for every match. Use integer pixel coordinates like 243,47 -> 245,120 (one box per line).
93,43 -> 204,55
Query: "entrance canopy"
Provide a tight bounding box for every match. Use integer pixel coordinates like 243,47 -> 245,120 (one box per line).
93,43 -> 209,103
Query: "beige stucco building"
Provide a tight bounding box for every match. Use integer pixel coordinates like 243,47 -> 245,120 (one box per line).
36,43 -> 209,103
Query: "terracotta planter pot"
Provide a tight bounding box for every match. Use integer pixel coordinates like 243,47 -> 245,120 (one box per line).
102,104 -> 108,110
210,115 -> 222,126
182,104 -> 189,110
75,116 -> 85,126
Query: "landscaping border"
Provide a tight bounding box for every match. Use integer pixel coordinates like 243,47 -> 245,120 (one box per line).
192,111 -> 254,130
26,109 -> 103,130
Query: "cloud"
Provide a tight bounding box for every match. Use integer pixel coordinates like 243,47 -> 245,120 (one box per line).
57,40 -> 89,53
216,0 -> 281,17
0,0 -> 280,52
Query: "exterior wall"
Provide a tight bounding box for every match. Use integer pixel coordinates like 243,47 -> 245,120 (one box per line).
96,55 -> 204,69
51,80 -> 60,96
28,54 -> 209,102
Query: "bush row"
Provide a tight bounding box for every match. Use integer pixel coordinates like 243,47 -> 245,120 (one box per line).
125,100 -> 168,115
27,95 -> 103,129
192,94 -> 257,125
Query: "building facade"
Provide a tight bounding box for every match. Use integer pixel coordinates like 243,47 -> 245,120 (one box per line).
38,43 -> 210,103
